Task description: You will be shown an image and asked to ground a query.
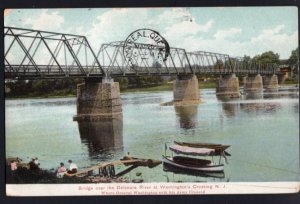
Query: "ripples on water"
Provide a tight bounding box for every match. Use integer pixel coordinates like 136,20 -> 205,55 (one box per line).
5,88 -> 299,182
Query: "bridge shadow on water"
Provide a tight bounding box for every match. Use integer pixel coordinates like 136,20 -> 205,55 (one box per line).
175,105 -> 198,130
76,116 -> 123,156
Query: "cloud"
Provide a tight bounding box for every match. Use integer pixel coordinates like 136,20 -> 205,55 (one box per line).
175,25 -> 297,59
23,9 -> 64,30
162,20 -> 214,48
150,8 -> 191,25
247,25 -> 298,58
214,28 -> 242,40
5,52 -> 16,63
83,8 -> 150,50
165,20 -> 213,37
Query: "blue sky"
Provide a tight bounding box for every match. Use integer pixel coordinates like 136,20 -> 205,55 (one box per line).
4,7 -> 298,59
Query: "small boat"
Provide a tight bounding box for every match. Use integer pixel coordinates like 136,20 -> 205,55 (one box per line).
174,141 -> 230,151
163,163 -> 225,179
169,144 -> 231,157
169,144 -> 215,156
162,155 -> 224,172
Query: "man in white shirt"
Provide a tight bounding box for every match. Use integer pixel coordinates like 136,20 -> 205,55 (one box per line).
33,157 -> 40,166
67,160 -> 78,174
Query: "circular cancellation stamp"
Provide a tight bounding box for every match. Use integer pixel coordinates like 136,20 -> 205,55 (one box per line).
123,29 -> 170,67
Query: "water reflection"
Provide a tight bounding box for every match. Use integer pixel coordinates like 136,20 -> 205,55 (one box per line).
294,103 -> 299,114
175,105 -> 198,129
77,115 -> 123,156
242,93 -> 264,100
5,98 -> 76,107
217,96 -> 240,118
264,91 -> 299,99
240,100 -> 281,114
263,93 -> 280,99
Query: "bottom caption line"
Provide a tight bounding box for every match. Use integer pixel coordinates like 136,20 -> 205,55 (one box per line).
78,184 -> 226,195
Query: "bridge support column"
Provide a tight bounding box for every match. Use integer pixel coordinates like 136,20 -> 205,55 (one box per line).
277,73 -> 288,84
263,74 -> 279,91
173,75 -> 200,103
216,74 -> 240,98
73,78 -> 123,150
243,74 -> 263,93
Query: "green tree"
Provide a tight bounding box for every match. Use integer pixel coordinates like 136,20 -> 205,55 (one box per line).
114,77 -> 128,90
252,51 -> 280,64
288,47 -> 299,76
242,55 -> 251,64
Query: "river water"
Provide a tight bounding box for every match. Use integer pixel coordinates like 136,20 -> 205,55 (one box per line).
5,88 -> 299,182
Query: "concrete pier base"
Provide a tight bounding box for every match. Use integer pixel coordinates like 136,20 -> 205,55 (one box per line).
263,74 -> 279,92
73,78 -> 123,150
73,78 -> 122,121
243,74 -> 263,93
173,75 -> 200,104
216,74 -> 240,98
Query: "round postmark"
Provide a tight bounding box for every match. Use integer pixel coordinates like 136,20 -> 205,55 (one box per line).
123,29 -> 170,67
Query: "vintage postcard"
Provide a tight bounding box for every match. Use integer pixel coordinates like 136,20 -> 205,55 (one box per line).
4,6 -> 300,196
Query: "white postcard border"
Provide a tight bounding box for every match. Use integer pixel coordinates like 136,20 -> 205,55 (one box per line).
6,182 -> 300,196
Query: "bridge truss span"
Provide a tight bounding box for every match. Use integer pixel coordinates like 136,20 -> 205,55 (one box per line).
4,27 -> 279,80
4,27 -> 104,79
96,41 -> 193,76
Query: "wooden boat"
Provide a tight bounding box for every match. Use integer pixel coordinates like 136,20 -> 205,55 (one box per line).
162,155 -> 224,172
169,144 -> 215,156
174,141 -> 230,152
169,144 -> 231,157
163,163 -> 225,179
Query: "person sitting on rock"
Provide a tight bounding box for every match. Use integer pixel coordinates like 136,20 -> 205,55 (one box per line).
56,162 -> 67,178
67,160 -> 78,174
10,160 -> 18,171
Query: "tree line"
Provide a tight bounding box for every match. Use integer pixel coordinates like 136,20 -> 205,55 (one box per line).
5,76 -> 169,98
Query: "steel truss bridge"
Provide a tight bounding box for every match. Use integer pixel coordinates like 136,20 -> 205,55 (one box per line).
4,27 -> 279,80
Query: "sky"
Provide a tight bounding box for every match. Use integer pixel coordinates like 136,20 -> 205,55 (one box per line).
4,7 -> 298,59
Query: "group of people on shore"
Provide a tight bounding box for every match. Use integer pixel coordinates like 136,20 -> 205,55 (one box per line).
56,160 -> 78,178
9,157 -> 40,171
9,157 -> 78,178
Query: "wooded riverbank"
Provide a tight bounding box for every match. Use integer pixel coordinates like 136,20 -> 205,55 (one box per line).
5,79 -> 219,99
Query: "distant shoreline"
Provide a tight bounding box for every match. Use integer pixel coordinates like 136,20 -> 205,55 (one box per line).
5,82 -> 298,100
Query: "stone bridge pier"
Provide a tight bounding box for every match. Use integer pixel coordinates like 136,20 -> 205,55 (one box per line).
173,75 -> 200,103
277,73 -> 289,84
243,74 -> 263,93
216,74 -> 240,98
73,77 -> 123,150
263,74 -> 279,91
